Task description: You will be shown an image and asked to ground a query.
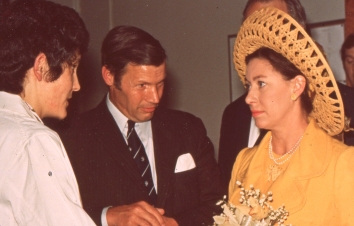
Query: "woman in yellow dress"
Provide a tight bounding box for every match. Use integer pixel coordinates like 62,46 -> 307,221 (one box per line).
228,7 -> 354,225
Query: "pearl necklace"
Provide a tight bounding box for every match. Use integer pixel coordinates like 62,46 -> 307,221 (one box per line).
268,135 -> 303,165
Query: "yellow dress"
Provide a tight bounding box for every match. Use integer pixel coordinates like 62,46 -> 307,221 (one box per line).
228,119 -> 354,225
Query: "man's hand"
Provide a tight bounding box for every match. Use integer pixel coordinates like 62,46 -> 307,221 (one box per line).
162,216 -> 178,226
106,201 -> 166,226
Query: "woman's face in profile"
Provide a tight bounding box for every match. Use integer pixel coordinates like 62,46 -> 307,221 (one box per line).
40,54 -> 82,120
245,58 -> 295,130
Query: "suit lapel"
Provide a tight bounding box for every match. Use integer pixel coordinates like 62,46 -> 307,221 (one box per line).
152,111 -> 178,207
94,100 -> 142,185
235,93 -> 252,150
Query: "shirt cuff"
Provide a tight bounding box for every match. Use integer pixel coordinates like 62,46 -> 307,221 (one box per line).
101,206 -> 111,226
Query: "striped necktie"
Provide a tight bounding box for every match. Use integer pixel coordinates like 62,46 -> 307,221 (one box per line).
127,120 -> 157,204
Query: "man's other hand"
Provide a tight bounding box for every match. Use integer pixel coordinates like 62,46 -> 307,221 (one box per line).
162,216 -> 178,226
106,201 -> 168,226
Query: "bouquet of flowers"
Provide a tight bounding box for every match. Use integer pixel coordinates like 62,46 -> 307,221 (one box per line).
213,181 -> 291,226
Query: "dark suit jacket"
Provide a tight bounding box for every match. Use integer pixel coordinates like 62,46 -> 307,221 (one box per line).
218,83 -> 354,192
337,83 -> 354,145
218,92 -> 250,192
59,98 -> 222,226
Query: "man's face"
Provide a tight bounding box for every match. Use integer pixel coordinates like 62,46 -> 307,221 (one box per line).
343,47 -> 354,87
108,63 -> 166,122
245,0 -> 288,18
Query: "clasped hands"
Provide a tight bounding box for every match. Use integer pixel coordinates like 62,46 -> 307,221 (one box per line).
106,201 -> 178,226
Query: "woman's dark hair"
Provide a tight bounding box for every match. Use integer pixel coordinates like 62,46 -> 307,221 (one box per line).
245,47 -> 313,114
101,25 -> 167,89
0,0 -> 89,94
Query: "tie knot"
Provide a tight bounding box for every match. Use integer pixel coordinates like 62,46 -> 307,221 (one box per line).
127,120 -> 136,132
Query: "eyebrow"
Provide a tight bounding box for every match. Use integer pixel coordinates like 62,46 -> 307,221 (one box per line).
245,74 -> 267,83
136,78 -> 165,85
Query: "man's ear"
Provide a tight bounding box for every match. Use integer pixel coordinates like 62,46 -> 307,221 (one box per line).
33,53 -> 49,81
102,66 -> 115,86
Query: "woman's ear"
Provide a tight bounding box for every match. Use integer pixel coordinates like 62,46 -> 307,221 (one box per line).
102,66 -> 115,86
33,53 -> 49,81
292,75 -> 306,97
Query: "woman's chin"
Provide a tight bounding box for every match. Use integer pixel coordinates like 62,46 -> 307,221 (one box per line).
254,121 -> 267,130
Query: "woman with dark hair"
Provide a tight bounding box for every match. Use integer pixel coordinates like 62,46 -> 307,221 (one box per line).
225,7 -> 354,226
0,0 -> 95,225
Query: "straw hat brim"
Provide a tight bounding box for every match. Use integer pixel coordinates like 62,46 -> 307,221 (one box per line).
233,7 -> 344,136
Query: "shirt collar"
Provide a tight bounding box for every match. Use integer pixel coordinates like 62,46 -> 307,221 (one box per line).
105,94 -> 150,134
0,91 -> 43,123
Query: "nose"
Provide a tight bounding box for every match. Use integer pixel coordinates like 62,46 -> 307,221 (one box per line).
72,73 -> 81,92
245,88 -> 256,106
146,86 -> 162,104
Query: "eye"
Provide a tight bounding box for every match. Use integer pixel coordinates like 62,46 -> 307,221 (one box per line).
346,58 -> 354,64
258,81 -> 266,88
245,83 -> 251,90
137,83 -> 146,89
157,81 -> 164,88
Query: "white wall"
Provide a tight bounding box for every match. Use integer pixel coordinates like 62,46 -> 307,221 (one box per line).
302,1 -> 344,23
53,0 -> 344,158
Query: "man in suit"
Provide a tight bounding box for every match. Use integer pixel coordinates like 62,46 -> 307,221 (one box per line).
60,26 -> 222,226
340,33 -> 354,143
219,0 -> 354,193
341,33 -> 354,88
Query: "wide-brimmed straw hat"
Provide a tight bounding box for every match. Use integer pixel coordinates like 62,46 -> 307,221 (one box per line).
233,7 -> 344,136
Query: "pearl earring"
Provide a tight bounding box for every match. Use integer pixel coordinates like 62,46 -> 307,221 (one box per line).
291,93 -> 297,101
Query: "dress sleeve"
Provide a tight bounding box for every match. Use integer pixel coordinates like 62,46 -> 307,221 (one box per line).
334,147 -> 354,225
228,147 -> 255,205
2,132 -> 96,226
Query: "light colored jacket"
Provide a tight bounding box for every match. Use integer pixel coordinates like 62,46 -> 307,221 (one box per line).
0,92 -> 95,226
229,119 -> 354,225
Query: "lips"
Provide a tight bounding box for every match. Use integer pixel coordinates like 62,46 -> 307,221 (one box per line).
251,110 -> 263,117
142,106 -> 157,113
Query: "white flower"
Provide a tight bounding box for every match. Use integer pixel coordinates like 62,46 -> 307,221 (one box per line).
216,200 -> 224,205
213,183 -> 291,226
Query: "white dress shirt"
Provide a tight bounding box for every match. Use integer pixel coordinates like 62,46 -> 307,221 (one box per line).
248,117 -> 260,148
0,91 -> 96,226
102,94 -> 157,226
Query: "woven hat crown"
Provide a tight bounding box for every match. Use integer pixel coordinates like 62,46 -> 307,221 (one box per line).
233,7 -> 344,136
